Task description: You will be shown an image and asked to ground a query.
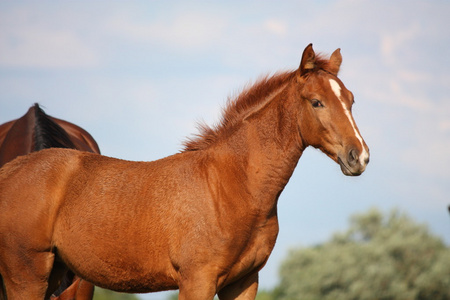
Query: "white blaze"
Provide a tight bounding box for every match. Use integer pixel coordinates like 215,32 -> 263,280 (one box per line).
329,79 -> 369,165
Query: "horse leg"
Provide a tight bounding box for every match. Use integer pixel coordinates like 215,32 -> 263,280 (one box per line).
178,270 -> 217,300
73,278 -> 94,300
217,272 -> 259,300
1,251 -> 55,300
50,276 -> 79,300
51,277 -> 94,300
47,262 -> 71,298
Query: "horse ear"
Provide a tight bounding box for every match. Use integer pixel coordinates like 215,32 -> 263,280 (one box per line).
328,48 -> 342,75
299,43 -> 316,76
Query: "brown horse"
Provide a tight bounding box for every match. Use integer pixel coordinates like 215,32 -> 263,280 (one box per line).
0,104 -> 100,166
0,104 -> 99,300
0,44 -> 369,300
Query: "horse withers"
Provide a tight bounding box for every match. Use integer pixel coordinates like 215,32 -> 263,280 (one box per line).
0,44 -> 369,300
0,104 -> 99,300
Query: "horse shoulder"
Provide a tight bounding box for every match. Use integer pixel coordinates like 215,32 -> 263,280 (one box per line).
176,150 -> 279,285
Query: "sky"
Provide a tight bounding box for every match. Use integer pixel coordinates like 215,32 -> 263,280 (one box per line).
1,1 -> 449,299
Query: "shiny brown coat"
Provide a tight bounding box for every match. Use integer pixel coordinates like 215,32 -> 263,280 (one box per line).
0,45 -> 369,300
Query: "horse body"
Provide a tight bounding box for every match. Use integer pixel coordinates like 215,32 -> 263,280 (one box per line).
0,104 -> 99,300
2,145 -> 280,294
0,45 -> 369,300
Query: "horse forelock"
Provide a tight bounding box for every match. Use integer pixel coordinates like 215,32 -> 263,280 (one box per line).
33,104 -> 76,151
303,54 -> 336,78
183,71 -> 297,152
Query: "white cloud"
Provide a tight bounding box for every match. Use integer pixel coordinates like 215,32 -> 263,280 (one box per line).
0,6 -> 99,69
439,120 -> 450,133
264,19 -> 287,36
0,28 -> 98,68
104,10 -> 227,51
387,79 -> 432,111
380,24 -> 421,66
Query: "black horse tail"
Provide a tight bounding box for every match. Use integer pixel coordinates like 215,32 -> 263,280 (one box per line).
0,274 -> 6,300
33,103 -> 76,151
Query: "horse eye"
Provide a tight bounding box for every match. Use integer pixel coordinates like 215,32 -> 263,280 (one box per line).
311,99 -> 324,108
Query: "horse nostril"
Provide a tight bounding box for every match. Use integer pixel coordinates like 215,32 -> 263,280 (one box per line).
348,149 -> 359,167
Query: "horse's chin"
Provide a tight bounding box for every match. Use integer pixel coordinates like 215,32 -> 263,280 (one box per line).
338,157 -> 364,176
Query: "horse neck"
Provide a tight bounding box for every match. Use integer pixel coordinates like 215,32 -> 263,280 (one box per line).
212,83 -> 305,210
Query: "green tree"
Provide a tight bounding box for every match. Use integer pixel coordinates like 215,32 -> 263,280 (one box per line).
275,208 -> 450,300
93,287 -> 140,300
167,292 -> 179,300
256,289 -> 276,300
166,292 -> 218,300
166,289 -> 273,299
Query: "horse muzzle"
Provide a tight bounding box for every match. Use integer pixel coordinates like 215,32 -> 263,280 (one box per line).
338,148 -> 369,176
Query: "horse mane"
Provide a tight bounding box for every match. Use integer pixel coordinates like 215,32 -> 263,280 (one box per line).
33,103 -> 76,151
182,54 -> 330,152
182,71 -> 297,152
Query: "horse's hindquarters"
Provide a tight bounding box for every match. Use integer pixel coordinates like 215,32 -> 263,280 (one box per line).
0,150 -> 79,299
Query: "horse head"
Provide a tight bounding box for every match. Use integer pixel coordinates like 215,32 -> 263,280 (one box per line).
296,44 -> 369,176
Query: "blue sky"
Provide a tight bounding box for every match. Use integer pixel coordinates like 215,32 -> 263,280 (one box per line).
1,1 -> 449,299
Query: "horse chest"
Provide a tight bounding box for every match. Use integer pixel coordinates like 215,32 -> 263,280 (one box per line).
221,215 -> 279,285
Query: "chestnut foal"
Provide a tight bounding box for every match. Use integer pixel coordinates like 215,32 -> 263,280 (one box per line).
0,44 -> 368,300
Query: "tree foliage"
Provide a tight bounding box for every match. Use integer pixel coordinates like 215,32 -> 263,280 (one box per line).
93,287 -> 140,300
275,208 -> 450,300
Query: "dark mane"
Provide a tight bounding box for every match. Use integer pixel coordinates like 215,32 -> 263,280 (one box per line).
33,103 -> 76,151
183,71 -> 298,152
